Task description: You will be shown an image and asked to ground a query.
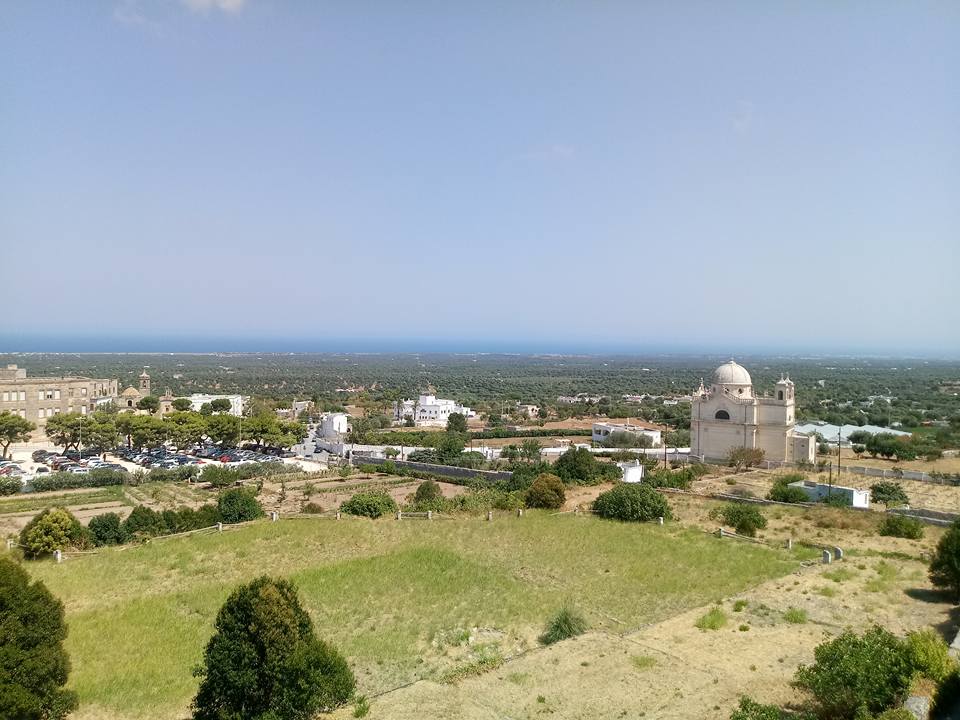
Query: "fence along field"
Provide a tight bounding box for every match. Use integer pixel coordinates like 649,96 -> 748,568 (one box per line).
20,510 -> 800,720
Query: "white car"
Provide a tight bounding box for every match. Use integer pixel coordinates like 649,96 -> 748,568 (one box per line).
67,466 -> 90,474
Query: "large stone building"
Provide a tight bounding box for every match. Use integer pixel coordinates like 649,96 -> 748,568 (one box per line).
0,364 -> 118,424
393,394 -> 474,427
690,360 -> 816,464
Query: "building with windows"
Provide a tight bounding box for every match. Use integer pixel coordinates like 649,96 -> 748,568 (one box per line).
690,360 -> 816,464
393,394 -> 474,427
592,421 -> 662,447
0,364 -> 118,425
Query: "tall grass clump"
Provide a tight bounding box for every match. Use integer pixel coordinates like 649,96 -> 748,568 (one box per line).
539,606 -> 588,645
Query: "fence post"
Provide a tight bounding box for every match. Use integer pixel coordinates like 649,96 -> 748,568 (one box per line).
5,539 -> 12,550
270,511 -> 278,522
336,511 -> 341,520
396,511 -> 402,521
427,510 -> 433,521
487,510 -> 493,522
54,549 -> 62,564
717,527 -> 724,538
657,516 -> 664,526
786,538 -> 793,550
833,546 -> 843,561
217,522 -> 223,533
517,508 -> 523,518
822,550 -> 832,564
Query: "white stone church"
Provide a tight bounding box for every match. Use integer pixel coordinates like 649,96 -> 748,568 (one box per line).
690,360 -> 816,464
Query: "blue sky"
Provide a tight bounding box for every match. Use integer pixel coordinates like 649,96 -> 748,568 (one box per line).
1,1 -> 958,355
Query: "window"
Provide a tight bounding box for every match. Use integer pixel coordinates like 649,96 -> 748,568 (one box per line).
714,410 -> 730,420
81,406 -> 87,415
38,408 -> 44,419
1,392 -> 7,402
54,389 -> 61,400
81,388 -> 87,396
778,391 -> 784,400
39,390 -> 45,401
18,391 -> 24,401
68,388 -> 74,398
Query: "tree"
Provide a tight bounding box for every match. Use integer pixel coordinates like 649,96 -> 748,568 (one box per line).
205,414 -> 241,447
44,413 -> 83,452
136,395 -> 160,414
88,512 -> 129,546
519,438 -> 543,462
217,488 -> 264,524
554,447 -> 598,484
411,480 -> 444,511
929,519 -> 960,600
192,576 -> 355,720
727,447 -> 765,472
172,398 -> 193,412
0,556 -> 78,719
129,415 -> 167,450
870,482 -> 909,507
18,508 -> 92,559
209,398 -> 233,414
81,413 -> 120,451
593,483 -> 672,522
525,473 -> 566,509
446,412 -> 468,434
115,413 -> 137,449
164,412 -> 207,450
0,411 -> 35,459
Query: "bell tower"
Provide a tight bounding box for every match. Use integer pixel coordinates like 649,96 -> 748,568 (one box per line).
139,369 -> 151,396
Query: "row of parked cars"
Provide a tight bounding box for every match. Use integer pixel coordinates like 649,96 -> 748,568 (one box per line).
0,460 -> 25,478
30,449 -> 127,475
113,446 -> 206,470
194,445 -> 286,464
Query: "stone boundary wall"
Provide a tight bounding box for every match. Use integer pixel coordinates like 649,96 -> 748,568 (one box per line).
887,506 -> 960,527
351,454 -> 513,485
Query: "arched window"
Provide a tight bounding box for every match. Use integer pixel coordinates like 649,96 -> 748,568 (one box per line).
714,410 -> 730,420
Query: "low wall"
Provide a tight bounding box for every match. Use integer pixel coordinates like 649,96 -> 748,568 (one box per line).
887,506 -> 960,527
351,454 -> 514,485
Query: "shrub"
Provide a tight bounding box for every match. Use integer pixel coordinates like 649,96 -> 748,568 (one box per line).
593,483 -> 672,523
714,503 -> 767,537
695,606 -> 727,631
783,607 -> 808,624
728,697 -> 798,720
871,481 -> 909,507
341,490 -> 398,519
929,519 -> 960,600
218,488 -> 264,524
88,512 -> 128,546
794,625 -> 913,718
554,447 -> 614,485
822,492 -> 852,508
0,476 -> 21,495
904,629 -> 957,684
645,467 -> 695,490
192,576 -> 355,719
301,502 -> 325,514
31,470 -> 126,492
0,557 -> 78,718
448,488 -> 524,512
539,606 -> 588,645
18,508 -> 92,559
525,473 -> 566,510
411,479 -> 444,511
122,505 -> 168,539
768,476 -> 811,504
728,447 -> 765,471
878,515 -> 924,540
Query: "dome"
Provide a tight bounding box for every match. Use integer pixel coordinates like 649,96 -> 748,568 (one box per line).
713,360 -> 752,386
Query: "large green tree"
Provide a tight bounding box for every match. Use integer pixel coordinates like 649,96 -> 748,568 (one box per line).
163,412 -> 207,450
205,414 -> 241,447
446,412 -> 468,434
192,577 -> 355,720
929,519 -> 960,600
43,414 -> 83,452
0,557 -> 78,719
0,411 -> 35,459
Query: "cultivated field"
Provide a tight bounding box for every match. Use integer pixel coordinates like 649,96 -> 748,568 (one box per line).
16,511 -> 800,720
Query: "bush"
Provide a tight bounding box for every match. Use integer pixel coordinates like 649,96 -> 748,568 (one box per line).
0,476 -> 21,495
714,503 -> 767,537
728,697 -> 805,720
341,491 -> 398,519
871,481 -> 909,506
123,505 -> 168,539
539,606 -> 588,645
904,629 -> 957,684
929,519 -> 960,600
593,483 -> 672,522
644,466 -> 695,490
218,488 -> 264,524
783,607 -> 808,624
768,475 -> 811,504
525,473 -> 566,510
695,606 -> 727,631
88,512 -> 128,546
448,487 -> 524,512
822,492 -> 852,508
554,447 -> 607,485
301,502 -> 325,514
31,470 -> 126,492
794,625 -> 913,718
18,508 -> 92,559
0,557 -> 78,718
411,479 -> 444,511
192,576 -> 355,719
878,515 -> 924,540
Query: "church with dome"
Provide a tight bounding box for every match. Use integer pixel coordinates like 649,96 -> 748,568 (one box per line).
690,360 -> 816,464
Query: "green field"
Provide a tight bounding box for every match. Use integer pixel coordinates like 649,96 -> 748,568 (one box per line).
15,513 -> 802,720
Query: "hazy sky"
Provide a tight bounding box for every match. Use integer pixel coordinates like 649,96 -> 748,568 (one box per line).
2,2 -> 958,355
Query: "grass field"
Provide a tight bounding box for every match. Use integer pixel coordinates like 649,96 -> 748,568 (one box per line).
16,512 -> 803,720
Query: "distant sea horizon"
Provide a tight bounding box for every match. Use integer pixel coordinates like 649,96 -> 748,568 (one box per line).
0,334 -> 957,361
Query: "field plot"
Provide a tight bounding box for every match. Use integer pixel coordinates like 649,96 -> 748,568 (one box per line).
20,513 -> 798,720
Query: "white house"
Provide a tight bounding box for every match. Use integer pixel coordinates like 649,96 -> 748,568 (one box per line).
592,422 -> 662,448
320,412 -> 350,439
787,480 -> 871,509
187,393 -> 245,417
393,394 -> 475,427
516,403 -> 540,418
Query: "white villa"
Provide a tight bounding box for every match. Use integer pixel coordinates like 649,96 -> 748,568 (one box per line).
592,421 -> 662,447
187,393 -> 245,417
690,360 -> 816,464
393,394 -> 475,427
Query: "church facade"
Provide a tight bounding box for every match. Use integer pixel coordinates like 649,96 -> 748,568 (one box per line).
690,360 -> 816,464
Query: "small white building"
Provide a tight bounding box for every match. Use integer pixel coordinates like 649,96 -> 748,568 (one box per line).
786,480 -> 871,508
618,459 -> 645,483
592,422 -> 662,448
320,412 -> 350,439
394,394 -> 474,427
516,403 -> 540,418
188,393 -> 245,416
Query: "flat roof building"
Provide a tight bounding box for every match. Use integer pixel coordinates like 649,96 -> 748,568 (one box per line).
0,364 -> 118,425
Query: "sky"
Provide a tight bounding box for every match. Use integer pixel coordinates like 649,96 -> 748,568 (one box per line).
1,1 -> 958,356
